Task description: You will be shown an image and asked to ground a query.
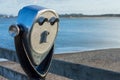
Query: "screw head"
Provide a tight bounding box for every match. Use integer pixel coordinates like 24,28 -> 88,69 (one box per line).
9,24 -> 20,37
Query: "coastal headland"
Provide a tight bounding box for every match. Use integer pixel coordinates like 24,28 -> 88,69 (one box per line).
1,14 -> 120,18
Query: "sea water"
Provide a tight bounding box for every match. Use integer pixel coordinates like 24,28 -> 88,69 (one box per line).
0,17 -> 120,54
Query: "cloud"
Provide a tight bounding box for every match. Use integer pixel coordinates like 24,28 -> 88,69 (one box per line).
0,0 -> 120,15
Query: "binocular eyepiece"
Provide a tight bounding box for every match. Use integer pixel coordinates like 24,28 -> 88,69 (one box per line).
9,5 -> 59,79
37,17 -> 59,25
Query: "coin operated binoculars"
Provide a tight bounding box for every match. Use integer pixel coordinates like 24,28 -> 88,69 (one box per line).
9,5 -> 59,79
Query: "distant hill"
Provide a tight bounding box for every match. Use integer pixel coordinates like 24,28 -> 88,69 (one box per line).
0,14 -> 16,18
1,14 -> 120,18
59,14 -> 120,18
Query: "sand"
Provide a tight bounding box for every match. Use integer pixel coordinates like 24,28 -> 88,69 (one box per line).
54,48 -> 120,73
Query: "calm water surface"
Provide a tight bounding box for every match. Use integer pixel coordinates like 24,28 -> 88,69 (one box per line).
0,17 -> 120,53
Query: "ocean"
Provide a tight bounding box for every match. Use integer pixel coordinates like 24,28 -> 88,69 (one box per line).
0,17 -> 120,54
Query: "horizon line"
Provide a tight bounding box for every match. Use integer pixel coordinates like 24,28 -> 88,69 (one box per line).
1,13 -> 120,16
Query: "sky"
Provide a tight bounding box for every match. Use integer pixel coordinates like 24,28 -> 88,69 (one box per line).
0,0 -> 120,16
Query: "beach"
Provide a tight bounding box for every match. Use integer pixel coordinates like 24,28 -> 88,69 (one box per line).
54,48 -> 120,73
1,48 -> 120,80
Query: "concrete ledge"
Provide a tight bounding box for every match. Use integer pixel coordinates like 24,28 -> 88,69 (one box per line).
1,48 -> 120,80
0,60 -> 120,80
0,48 -> 18,62
50,59 -> 120,80
0,61 -> 70,80
0,63 -> 28,80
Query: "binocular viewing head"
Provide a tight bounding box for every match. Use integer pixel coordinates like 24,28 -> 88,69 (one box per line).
9,5 -> 59,79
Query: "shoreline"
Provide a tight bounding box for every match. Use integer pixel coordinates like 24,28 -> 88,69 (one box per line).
0,47 -> 120,54
55,47 -> 120,54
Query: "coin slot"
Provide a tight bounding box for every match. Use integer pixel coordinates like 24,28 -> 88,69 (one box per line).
40,31 -> 49,43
